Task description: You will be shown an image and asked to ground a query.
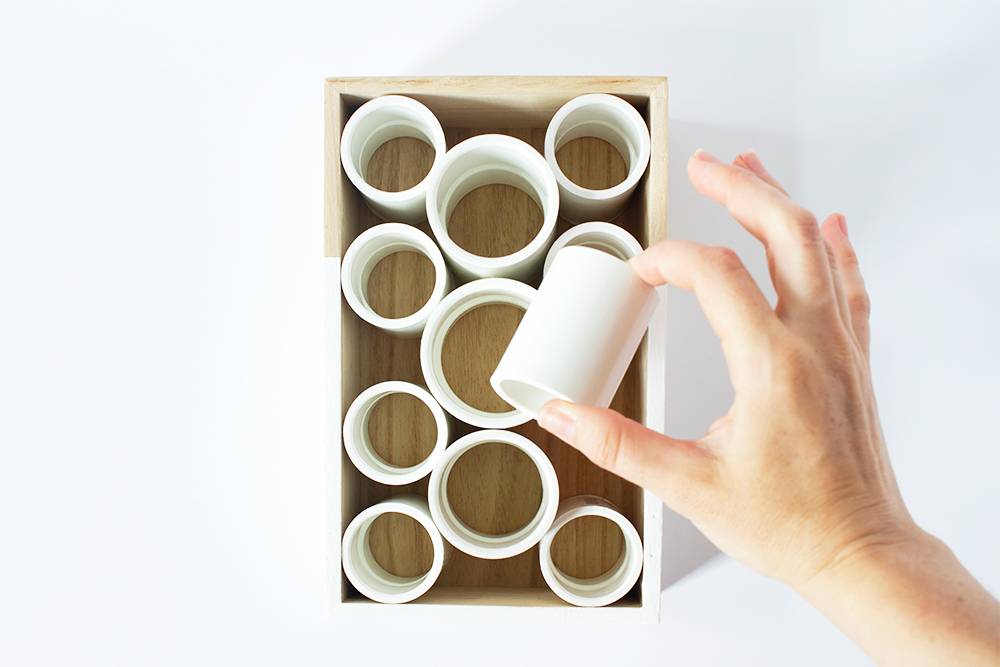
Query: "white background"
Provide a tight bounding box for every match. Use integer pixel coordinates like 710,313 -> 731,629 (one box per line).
1,0 -> 998,665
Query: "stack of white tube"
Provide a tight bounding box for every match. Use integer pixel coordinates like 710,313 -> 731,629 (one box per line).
337,93 -> 656,606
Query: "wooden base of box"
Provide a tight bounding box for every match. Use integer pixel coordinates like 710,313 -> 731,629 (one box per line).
326,77 -> 667,622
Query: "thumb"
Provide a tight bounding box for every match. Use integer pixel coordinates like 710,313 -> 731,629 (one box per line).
538,400 -> 713,510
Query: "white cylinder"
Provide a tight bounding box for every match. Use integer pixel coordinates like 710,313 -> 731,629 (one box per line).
341,495 -> 448,604
340,95 -> 447,223
544,94 -> 651,223
425,134 -> 559,281
538,495 -> 643,607
342,381 -> 448,485
420,278 -> 536,428
543,222 -> 643,275
491,246 -> 658,418
341,223 -> 450,337
427,430 -> 559,559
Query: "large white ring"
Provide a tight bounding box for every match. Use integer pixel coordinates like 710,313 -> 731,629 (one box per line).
542,222 -> 643,275
341,496 -> 447,604
340,95 -> 447,223
538,495 -> 643,607
342,381 -> 448,485
420,278 -> 535,428
544,94 -> 650,223
425,134 -> 559,281
341,223 -> 450,337
428,430 -> 559,560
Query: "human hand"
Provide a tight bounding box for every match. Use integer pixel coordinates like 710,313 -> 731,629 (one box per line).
538,148 -> 915,587
538,150 -> 1000,666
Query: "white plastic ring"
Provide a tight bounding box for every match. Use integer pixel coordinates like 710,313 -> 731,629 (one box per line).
428,430 -> 559,559
539,495 -> 643,607
542,222 -> 643,275
341,223 -> 450,337
544,94 -> 651,223
341,495 -> 447,604
425,134 -> 559,281
341,95 -> 447,223
420,277 -> 535,428
342,381 -> 448,485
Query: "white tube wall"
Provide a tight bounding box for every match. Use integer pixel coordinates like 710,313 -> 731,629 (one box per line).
538,495 -> 643,607
544,94 -> 650,223
491,246 -> 658,417
341,495 -> 448,604
427,430 -> 559,560
342,381 -> 448,485
425,134 -> 558,281
341,223 -> 450,337
340,95 -> 447,223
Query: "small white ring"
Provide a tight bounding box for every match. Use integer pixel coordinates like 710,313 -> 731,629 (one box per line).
420,278 -> 535,428
341,495 -> 446,604
539,495 -> 643,607
428,430 -> 559,559
342,381 -> 448,485
542,222 -> 643,275
341,223 -> 450,337
544,94 -> 650,222
425,134 -> 559,281
340,95 -> 447,223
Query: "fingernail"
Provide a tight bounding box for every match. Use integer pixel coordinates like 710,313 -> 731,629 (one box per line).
835,214 -> 849,238
693,148 -> 721,163
538,400 -> 578,443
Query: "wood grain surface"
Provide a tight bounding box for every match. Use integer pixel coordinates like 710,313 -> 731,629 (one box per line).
329,79 -> 666,609
365,251 -> 434,318
550,515 -> 625,579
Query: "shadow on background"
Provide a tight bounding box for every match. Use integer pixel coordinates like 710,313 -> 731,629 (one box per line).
660,121 -> 800,587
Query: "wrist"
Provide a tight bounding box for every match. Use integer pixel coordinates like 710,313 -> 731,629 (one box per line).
795,518 -> 938,600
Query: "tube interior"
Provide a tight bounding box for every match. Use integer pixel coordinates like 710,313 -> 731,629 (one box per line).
439,441 -> 547,551
351,236 -> 436,318
351,512 -> 433,597
495,379 -> 564,417
434,146 -> 551,254
430,289 -> 531,423
549,517 -> 633,601
356,391 -> 437,474
553,103 -> 643,183
348,106 -> 438,191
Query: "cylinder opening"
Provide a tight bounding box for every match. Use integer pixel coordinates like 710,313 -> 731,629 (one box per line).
437,440 -> 548,551
348,105 -> 440,194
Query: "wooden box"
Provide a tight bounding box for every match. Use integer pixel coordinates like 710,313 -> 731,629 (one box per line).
326,76 -> 667,622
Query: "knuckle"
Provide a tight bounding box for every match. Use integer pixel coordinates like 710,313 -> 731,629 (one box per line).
839,245 -> 860,270
782,206 -> 821,244
706,246 -> 744,274
590,421 -> 625,471
848,290 -> 871,317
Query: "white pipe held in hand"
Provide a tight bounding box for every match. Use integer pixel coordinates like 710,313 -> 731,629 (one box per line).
491,246 -> 658,418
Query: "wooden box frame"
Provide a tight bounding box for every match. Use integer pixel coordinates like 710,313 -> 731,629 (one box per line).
326,76 -> 668,623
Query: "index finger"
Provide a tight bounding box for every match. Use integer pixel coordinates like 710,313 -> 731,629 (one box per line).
631,239 -> 776,372
688,150 -> 833,308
